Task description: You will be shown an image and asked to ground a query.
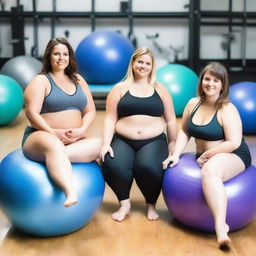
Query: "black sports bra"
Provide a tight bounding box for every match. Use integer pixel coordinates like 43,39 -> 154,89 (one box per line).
117,90 -> 164,118
187,102 -> 225,141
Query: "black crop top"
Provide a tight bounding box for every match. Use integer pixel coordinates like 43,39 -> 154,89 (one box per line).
117,90 -> 164,118
187,102 -> 225,141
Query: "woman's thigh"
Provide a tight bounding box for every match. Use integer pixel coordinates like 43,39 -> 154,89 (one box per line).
134,138 -> 168,175
65,137 -> 101,162
202,153 -> 245,182
22,131 -> 64,162
104,136 -> 135,171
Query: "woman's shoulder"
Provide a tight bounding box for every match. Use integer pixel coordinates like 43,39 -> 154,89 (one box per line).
29,74 -> 49,86
187,97 -> 200,108
219,101 -> 238,114
35,73 -> 47,80
25,74 -> 49,95
106,82 -> 127,102
181,97 -> 200,116
154,82 -> 171,99
110,82 -> 127,94
154,82 -> 167,93
76,73 -> 84,81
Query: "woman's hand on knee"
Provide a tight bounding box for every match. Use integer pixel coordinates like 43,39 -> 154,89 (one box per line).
100,145 -> 114,162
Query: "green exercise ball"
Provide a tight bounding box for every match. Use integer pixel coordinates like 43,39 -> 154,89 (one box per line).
157,64 -> 198,116
0,75 -> 24,126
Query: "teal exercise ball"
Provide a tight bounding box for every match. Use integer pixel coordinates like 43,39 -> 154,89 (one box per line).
0,75 -> 24,126
157,64 -> 198,116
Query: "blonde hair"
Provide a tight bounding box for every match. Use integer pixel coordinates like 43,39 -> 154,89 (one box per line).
119,47 -> 158,88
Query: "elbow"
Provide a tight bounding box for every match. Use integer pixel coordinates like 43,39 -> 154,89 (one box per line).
24,107 -> 35,121
85,109 -> 96,120
229,140 -> 241,151
91,109 -> 96,119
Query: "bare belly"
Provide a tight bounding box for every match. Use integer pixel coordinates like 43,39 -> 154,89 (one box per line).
195,138 -> 225,154
40,110 -> 83,129
115,115 -> 165,140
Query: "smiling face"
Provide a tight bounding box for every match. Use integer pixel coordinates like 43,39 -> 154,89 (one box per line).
201,71 -> 223,98
132,54 -> 153,79
50,43 -> 70,72
197,62 -> 229,107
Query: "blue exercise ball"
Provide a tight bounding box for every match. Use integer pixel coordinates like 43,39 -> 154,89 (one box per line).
0,149 -> 105,237
88,83 -> 116,93
0,75 -> 24,126
0,55 -> 42,91
157,64 -> 198,116
229,81 -> 256,134
76,30 -> 134,84
162,153 -> 256,232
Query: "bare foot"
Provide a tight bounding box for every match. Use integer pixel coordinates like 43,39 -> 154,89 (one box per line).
147,204 -> 159,221
216,223 -> 231,248
64,191 -> 78,207
112,199 -> 131,222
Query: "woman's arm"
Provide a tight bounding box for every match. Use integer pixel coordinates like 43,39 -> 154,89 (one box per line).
159,84 -> 177,154
24,75 -> 56,135
163,98 -> 196,168
65,74 -> 96,142
100,84 -> 122,161
79,74 -> 96,132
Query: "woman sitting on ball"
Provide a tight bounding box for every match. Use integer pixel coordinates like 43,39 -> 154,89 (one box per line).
164,62 -> 251,248
22,37 -> 101,207
100,47 -> 177,222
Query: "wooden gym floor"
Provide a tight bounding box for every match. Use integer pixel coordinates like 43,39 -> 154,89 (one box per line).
0,110 -> 256,256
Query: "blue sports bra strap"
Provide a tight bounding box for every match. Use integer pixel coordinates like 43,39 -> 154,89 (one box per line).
45,73 -> 55,85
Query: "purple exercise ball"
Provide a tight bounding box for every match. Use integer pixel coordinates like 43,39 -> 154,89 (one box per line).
162,152 -> 256,232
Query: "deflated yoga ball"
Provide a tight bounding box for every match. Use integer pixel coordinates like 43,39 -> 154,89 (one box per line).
229,81 -> 256,134
0,55 -> 42,91
0,150 -> 105,237
157,64 -> 198,116
162,153 -> 256,232
76,30 -> 134,84
0,75 -> 24,126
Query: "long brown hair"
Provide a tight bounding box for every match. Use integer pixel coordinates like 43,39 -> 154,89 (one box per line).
197,62 -> 230,108
40,37 -> 78,84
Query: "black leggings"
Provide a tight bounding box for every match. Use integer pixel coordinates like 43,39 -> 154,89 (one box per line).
102,133 -> 168,204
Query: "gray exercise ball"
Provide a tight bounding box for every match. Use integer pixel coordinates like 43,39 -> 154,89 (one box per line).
1,56 -> 42,91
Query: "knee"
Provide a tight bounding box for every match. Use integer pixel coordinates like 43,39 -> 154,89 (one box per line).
45,138 -> 66,155
93,137 -> 102,154
201,164 -> 220,183
24,131 -> 65,156
95,137 -> 102,148
136,162 -> 161,179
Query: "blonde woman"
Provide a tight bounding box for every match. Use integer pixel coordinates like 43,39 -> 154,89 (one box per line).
100,47 -> 177,222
